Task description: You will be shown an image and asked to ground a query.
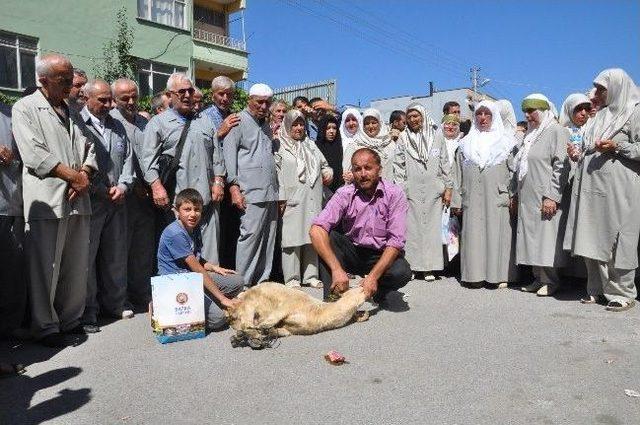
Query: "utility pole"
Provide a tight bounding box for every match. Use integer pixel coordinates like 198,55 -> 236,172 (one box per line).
470,66 -> 481,94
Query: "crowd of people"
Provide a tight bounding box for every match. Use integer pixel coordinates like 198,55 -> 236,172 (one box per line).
0,52 -> 639,360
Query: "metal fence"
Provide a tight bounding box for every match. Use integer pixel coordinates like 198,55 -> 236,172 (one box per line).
273,79 -> 337,105
193,28 -> 247,51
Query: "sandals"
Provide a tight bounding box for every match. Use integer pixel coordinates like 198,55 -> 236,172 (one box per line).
605,299 -> 636,312
0,363 -> 26,379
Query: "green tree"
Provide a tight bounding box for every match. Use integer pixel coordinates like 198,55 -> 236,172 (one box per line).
94,7 -> 137,82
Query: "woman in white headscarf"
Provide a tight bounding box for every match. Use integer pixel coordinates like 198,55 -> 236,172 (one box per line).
514,93 -> 571,296
450,100 -> 518,288
564,68 -> 640,311
339,107 -> 363,153
394,102 -> 453,280
343,108 -> 396,182
275,109 -> 333,288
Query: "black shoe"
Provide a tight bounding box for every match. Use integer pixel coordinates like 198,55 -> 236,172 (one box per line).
39,333 -> 75,348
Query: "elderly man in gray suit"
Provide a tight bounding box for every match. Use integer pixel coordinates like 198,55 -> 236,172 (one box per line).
76,79 -> 135,333
12,54 -> 97,347
223,83 -> 279,286
143,73 -> 226,264
109,78 -> 154,310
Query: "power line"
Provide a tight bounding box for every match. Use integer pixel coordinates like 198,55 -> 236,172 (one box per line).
331,0 -> 472,70
280,0 -> 469,81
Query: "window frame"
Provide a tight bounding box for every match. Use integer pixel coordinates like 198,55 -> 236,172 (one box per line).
138,0 -> 188,30
137,59 -> 187,97
0,31 -> 38,92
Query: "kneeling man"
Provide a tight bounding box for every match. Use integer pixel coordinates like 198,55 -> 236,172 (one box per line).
309,148 -> 411,304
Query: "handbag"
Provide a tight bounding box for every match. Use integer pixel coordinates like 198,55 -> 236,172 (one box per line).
158,118 -> 191,200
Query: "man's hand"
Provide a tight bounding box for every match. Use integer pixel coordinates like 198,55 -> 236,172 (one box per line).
0,146 -> 14,166
216,114 -> 240,139
108,186 -> 125,204
221,297 -> 241,309
312,100 -> 335,113
442,188 -> 452,207
71,170 -> 90,195
330,268 -> 350,295
322,173 -> 333,186
229,185 -> 246,211
595,139 -> 617,153
359,275 -> 379,299
151,179 -> 169,208
343,171 -> 353,184
204,263 -> 237,276
211,182 -> 224,203
541,197 -> 558,219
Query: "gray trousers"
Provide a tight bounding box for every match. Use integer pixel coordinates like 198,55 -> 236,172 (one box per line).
200,202 -> 220,264
532,266 -> 560,285
26,215 -> 90,338
282,244 -> 318,285
584,257 -> 637,303
0,216 -> 26,334
236,201 -> 277,286
203,271 -> 245,330
126,195 -> 155,306
83,200 -> 127,323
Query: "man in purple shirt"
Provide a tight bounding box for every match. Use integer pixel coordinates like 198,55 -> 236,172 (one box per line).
310,148 -> 411,304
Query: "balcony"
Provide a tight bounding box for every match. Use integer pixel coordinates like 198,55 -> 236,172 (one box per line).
193,27 -> 246,51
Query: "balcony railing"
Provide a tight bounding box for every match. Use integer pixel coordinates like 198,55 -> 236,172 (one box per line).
193,28 -> 246,51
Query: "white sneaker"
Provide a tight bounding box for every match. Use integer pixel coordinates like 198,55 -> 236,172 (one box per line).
285,279 -> 301,288
306,278 -> 323,289
424,274 -> 436,282
495,282 -> 508,289
121,309 -> 134,319
536,284 -> 558,297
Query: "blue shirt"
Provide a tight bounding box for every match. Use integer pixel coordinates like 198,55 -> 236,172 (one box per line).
203,104 -> 229,134
157,220 -> 202,275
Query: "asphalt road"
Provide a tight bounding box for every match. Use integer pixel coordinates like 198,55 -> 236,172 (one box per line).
2,277 -> 639,425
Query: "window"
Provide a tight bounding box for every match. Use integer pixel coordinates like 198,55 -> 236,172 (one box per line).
194,6 -> 225,28
0,31 -> 37,90
138,0 -> 187,30
137,60 -> 187,97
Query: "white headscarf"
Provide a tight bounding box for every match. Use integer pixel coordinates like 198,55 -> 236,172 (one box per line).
399,102 -> 437,163
353,108 -> 393,160
278,109 -> 320,185
584,68 -> 640,147
339,107 -> 363,150
459,100 -> 516,169
559,93 -> 591,128
497,99 -> 518,136
549,101 -> 559,120
516,93 -> 556,181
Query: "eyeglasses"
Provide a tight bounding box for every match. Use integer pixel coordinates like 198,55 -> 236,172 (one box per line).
171,87 -> 195,96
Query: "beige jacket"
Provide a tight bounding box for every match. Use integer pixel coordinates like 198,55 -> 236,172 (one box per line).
12,90 -> 97,220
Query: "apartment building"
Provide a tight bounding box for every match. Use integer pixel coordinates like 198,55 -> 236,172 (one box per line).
0,0 -> 249,96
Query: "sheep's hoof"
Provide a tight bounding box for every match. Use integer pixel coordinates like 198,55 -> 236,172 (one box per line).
354,310 -> 369,322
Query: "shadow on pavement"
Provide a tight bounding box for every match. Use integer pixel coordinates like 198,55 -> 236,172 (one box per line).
0,366 -> 91,425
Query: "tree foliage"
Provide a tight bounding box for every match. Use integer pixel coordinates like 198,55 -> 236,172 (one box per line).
93,7 -> 137,82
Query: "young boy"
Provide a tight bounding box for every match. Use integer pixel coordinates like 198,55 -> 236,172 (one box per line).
157,189 -> 244,330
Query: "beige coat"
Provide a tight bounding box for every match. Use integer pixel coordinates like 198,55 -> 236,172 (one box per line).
564,105 -> 640,269
12,90 -> 97,221
516,123 -> 571,267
